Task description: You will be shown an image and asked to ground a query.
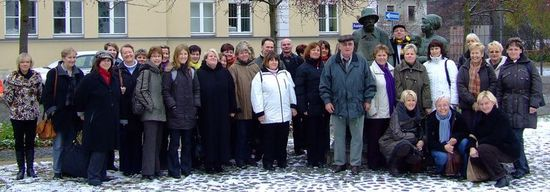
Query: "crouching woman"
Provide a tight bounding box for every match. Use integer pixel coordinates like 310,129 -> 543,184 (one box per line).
468,91 -> 520,188
379,90 -> 424,176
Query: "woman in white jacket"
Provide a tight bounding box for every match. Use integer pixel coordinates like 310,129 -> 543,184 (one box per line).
423,40 -> 458,110
251,51 -> 297,171
366,45 -> 397,170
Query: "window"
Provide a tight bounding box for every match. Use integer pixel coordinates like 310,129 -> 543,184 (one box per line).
228,2 -> 251,33
318,3 -> 338,33
54,0 -> 83,35
191,1 -> 215,34
387,5 -> 395,12
5,0 -> 37,36
98,0 -> 126,34
408,6 -> 416,22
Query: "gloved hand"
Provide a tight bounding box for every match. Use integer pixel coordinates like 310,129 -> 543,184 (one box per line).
45,106 -> 57,117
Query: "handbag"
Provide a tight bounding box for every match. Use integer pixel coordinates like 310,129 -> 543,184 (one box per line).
444,151 -> 462,176
36,68 -> 58,140
61,132 -> 89,178
467,157 -> 489,182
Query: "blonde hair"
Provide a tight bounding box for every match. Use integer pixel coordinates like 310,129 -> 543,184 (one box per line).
477,91 -> 498,108
400,90 -> 417,102
203,49 -> 219,61
487,41 -> 503,52
171,44 -> 189,69
61,47 -> 77,59
468,42 -> 485,53
403,44 -> 417,54
16,53 -> 33,69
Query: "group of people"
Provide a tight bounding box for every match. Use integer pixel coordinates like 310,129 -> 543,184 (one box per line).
2,20 -> 544,188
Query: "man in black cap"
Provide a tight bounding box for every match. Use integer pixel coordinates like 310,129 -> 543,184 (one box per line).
353,8 -> 394,65
390,24 -> 413,65
319,34 -> 377,175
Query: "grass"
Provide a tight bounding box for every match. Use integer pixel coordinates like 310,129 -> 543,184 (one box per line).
0,121 -> 52,150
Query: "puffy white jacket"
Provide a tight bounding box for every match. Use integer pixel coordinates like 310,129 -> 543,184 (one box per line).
486,56 -> 507,77
367,62 -> 394,119
423,56 -> 458,109
251,69 -> 297,124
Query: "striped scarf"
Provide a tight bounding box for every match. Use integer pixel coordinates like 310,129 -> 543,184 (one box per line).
468,61 -> 481,98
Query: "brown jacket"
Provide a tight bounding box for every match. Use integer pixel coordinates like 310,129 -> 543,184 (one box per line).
228,59 -> 260,120
394,60 -> 432,112
4,70 -> 42,120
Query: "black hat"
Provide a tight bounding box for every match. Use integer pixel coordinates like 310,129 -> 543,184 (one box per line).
392,24 -> 406,32
338,35 -> 354,43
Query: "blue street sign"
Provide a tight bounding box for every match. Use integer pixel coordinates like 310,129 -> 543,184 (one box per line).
385,11 -> 400,21
352,22 -> 363,30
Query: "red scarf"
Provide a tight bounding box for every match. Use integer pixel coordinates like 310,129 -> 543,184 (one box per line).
321,55 -> 330,62
226,56 -> 236,68
99,67 -> 111,85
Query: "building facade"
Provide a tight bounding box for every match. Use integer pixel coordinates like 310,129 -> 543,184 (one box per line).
0,0 -> 366,70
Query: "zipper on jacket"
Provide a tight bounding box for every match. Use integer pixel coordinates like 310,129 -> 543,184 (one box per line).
275,73 -> 284,121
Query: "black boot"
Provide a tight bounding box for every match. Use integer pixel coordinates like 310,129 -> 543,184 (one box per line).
26,149 -> 37,178
15,150 -> 25,180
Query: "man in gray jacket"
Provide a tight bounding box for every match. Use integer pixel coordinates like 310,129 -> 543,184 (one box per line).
319,35 -> 377,175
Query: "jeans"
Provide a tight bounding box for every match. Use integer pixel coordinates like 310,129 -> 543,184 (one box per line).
87,152 -> 107,184
431,138 -> 469,174
52,129 -> 75,174
167,129 -> 192,176
512,128 -> 529,174
332,115 -> 364,166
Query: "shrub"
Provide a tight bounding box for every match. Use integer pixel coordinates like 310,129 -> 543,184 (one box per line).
0,122 -> 53,150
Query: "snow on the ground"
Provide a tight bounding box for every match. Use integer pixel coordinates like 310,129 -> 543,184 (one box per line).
1,117 -> 549,192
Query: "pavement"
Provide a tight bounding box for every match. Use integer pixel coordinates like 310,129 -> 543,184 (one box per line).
0,116 -> 549,191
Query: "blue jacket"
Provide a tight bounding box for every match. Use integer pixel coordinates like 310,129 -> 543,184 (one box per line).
319,53 -> 376,118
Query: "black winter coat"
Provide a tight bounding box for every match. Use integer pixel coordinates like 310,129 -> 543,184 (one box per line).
425,110 -> 469,152
295,58 -> 325,116
116,62 -> 144,121
42,63 -> 84,133
496,53 -> 545,128
279,53 -> 304,79
457,60 -> 497,110
468,107 -> 520,160
162,67 -> 200,130
197,63 -> 237,163
75,71 -> 121,152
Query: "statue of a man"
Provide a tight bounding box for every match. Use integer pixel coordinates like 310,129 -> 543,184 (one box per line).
416,14 -> 449,63
353,8 -> 394,65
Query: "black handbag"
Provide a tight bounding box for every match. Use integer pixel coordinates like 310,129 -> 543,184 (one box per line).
61,135 -> 89,178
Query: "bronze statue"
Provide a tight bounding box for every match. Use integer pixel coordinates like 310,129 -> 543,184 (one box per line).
353,8 -> 394,65
416,14 -> 449,63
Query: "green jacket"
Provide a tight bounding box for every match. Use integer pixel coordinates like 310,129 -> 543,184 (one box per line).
135,63 -> 166,122
319,53 -> 377,118
394,60 -> 432,112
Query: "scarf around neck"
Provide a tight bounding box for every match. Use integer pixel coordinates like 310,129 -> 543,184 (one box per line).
396,102 -> 421,133
436,110 -> 452,143
468,61 -> 482,98
377,62 -> 396,114
99,67 -> 111,85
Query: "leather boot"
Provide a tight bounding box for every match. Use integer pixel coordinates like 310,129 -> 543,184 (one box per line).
15,150 -> 25,180
26,149 -> 37,178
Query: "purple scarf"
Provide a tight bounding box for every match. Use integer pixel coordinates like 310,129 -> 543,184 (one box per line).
378,63 -> 396,114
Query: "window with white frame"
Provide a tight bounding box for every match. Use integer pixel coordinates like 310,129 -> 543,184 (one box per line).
191,1 -> 215,33
4,0 -> 37,36
319,3 -> 338,33
98,0 -> 127,34
54,0 -> 83,35
228,2 -> 251,33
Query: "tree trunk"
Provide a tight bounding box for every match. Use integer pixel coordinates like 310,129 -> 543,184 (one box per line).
463,0 -> 472,52
19,0 -> 29,54
268,3 -> 278,50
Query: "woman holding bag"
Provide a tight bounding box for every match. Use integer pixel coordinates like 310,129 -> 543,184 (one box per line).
3,53 -> 42,179
42,48 -> 84,179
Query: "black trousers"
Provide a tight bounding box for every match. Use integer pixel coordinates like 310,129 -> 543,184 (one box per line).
11,119 -> 37,153
167,129 -> 192,176
473,144 -> 515,180
306,115 -> 329,165
118,118 -> 143,175
365,118 -> 390,169
160,123 -> 169,170
262,122 -> 290,166
142,121 -> 163,176
292,114 -> 306,152
88,152 -> 107,183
